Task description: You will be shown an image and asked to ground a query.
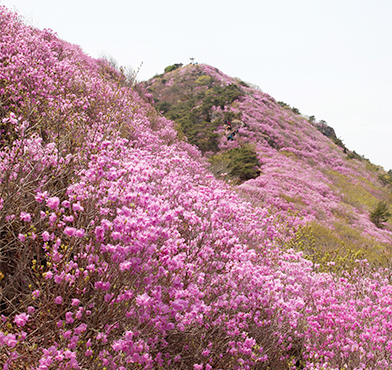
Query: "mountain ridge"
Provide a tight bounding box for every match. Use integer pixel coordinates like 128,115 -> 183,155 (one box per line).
141,63 -> 392,260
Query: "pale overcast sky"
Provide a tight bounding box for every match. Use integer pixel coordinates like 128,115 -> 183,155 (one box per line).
1,0 -> 392,170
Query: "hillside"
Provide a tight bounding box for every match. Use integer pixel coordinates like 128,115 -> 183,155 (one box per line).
142,63 -> 392,264
3,7 -> 392,369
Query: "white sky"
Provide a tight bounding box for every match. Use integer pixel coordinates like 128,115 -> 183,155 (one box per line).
1,0 -> 392,170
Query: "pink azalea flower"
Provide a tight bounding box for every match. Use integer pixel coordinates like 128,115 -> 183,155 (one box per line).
20,212 -> 31,222
65,312 -> 74,324
74,323 -> 87,335
47,196 -> 60,210
42,231 -> 50,241
62,200 -> 71,208
136,293 -> 151,307
5,333 -> 17,348
72,202 -> 84,212
49,212 -> 57,223
35,191 -> 48,203
63,215 -> 74,222
71,298 -> 80,306
55,296 -> 63,304
63,330 -> 72,339
14,312 -> 29,327
54,275 -> 63,284
75,229 -> 85,237
64,226 -> 77,236
32,290 -> 40,298
119,260 -> 131,271
27,306 -> 35,314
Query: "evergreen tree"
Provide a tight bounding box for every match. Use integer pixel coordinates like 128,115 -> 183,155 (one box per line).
370,201 -> 391,228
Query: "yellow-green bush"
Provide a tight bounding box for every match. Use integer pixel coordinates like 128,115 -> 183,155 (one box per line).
285,221 -> 392,272
195,75 -> 212,86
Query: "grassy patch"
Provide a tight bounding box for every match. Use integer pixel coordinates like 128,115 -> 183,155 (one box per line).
288,221 -> 391,269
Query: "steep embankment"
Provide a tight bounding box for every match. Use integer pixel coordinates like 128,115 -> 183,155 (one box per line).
142,63 -> 392,262
3,7 -> 392,369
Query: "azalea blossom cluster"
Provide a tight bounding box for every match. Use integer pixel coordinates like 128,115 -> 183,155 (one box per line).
2,6 -> 392,370
242,96 -> 392,241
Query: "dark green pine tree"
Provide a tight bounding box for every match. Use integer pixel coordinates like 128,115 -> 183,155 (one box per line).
370,201 -> 392,228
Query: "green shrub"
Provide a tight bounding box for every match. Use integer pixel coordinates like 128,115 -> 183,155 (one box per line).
330,136 -> 347,151
195,75 -> 212,86
370,201 -> 391,228
164,64 -> 182,73
235,79 -> 250,87
286,224 -> 364,274
347,150 -> 363,161
209,145 -> 260,183
156,101 -> 172,114
378,171 -> 392,187
277,101 -> 290,109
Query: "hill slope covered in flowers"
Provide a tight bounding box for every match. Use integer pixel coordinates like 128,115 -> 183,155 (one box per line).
142,63 -> 392,263
2,7 -> 392,369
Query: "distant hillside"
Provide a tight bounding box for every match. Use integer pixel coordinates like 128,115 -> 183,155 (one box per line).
142,63 -> 392,262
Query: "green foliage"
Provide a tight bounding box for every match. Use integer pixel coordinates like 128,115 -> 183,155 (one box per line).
209,145 -> 261,183
280,150 -> 298,159
195,75 -> 212,86
291,107 -> 301,115
378,170 -> 392,187
332,136 -> 346,150
162,83 -> 243,153
287,224 -> 364,274
370,201 -> 392,228
277,101 -> 290,109
234,78 -> 250,87
280,193 -> 304,205
164,64 -> 182,73
325,170 -> 379,211
347,150 -> 363,161
156,101 -> 171,114
281,216 -> 392,269
202,84 -> 242,110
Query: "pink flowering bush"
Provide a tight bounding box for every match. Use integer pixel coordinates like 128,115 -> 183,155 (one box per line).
2,6 -> 392,370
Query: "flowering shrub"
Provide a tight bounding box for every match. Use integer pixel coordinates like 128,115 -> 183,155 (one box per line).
3,6 -> 392,370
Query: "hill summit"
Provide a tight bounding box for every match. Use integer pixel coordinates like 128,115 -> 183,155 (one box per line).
142,63 -> 392,259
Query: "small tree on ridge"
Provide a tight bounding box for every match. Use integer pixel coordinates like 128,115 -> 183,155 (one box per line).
370,201 -> 392,228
